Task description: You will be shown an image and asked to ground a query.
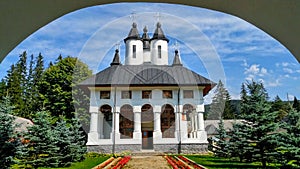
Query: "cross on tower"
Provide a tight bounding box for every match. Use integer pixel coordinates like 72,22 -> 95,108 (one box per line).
115,41 -> 121,50
154,12 -> 162,22
130,11 -> 137,22
173,40 -> 180,51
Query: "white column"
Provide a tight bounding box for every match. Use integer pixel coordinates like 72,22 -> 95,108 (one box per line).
175,112 -> 180,139
153,112 -> 162,138
133,112 -> 142,139
90,112 -> 98,133
190,113 -> 195,138
115,112 -> 120,140
98,113 -> 104,139
196,112 -> 207,141
87,111 -> 99,145
197,112 -> 205,131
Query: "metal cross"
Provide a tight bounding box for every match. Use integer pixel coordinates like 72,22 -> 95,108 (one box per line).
115,41 -> 121,50
154,12 -> 162,22
130,11 -> 137,22
173,40 -> 180,51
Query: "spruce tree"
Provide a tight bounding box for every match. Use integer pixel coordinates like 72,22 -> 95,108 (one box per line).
207,80 -> 234,120
0,79 -> 7,99
293,96 -> 300,112
212,118 -> 230,157
271,95 -> 290,122
69,117 -> 87,162
0,97 -> 19,169
39,56 -> 91,120
229,81 -> 279,167
276,108 -> 300,168
16,111 -> 59,168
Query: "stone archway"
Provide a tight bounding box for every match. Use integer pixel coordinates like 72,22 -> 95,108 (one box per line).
119,104 -> 134,139
161,104 -> 175,138
99,104 -> 112,139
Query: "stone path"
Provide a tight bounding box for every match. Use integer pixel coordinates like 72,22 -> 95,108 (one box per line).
123,156 -> 170,169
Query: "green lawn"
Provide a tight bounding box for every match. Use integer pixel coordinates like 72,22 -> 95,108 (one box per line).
38,154 -> 110,169
185,155 -> 279,169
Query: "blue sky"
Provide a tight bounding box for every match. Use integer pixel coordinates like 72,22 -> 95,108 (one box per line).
1,2 -> 299,103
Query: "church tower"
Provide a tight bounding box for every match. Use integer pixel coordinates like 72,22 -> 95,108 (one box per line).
124,22 -> 143,65
150,22 -> 169,65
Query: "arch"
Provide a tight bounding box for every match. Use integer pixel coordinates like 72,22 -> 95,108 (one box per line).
0,2 -> 299,62
119,104 -> 134,139
183,104 -> 195,121
141,104 -> 154,123
99,104 -> 112,139
161,104 -> 175,138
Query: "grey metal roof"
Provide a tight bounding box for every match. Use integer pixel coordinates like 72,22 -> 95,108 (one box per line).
172,50 -> 182,66
150,22 -> 169,42
110,49 -> 121,66
79,64 -> 215,96
142,26 -> 150,50
124,22 -> 140,42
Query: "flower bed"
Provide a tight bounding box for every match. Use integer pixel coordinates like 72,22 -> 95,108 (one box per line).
164,156 -> 179,169
178,156 -> 206,169
112,156 -> 131,169
92,157 -> 115,169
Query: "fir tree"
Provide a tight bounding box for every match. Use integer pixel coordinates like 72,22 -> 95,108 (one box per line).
16,111 -> 59,168
0,97 -> 20,169
39,56 -> 91,120
212,118 -> 230,157
271,95 -> 290,122
276,108 -> 300,168
229,80 -> 279,167
207,80 -> 234,120
293,96 -> 300,112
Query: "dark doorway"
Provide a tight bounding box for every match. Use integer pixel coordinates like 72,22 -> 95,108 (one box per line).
142,131 -> 153,149
141,104 -> 154,149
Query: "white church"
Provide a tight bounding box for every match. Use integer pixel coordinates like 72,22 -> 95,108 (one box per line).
80,20 -> 215,153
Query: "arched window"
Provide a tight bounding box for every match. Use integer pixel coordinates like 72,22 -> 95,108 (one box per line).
161,104 -> 175,138
119,105 -> 134,139
100,104 -> 112,121
100,104 -> 112,139
183,104 -> 194,121
141,104 -> 153,123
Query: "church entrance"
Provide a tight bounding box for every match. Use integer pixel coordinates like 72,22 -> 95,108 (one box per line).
141,104 -> 154,150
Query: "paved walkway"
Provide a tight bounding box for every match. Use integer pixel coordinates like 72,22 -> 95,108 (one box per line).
123,156 -> 170,169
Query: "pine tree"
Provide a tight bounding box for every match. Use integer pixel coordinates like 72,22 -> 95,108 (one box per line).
229,81 -> 279,167
293,96 -> 300,112
212,118 -> 230,157
15,111 -> 59,168
69,117 -> 87,162
271,95 -> 290,122
207,80 -> 235,120
0,97 -> 20,169
276,108 -> 300,168
39,56 -> 91,120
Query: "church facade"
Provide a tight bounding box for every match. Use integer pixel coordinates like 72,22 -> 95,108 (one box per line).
80,21 -> 215,153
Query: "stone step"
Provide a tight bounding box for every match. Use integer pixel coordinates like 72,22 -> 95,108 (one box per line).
131,150 -> 165,156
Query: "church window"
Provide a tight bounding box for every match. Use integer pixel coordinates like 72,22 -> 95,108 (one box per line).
142,90 -> 152,99
158,45 -> 162,58
121,91 -> 132,99
163,90 -> 172,98
133,45 -> 136,58
183,90 -> 194,98
100,91 -> 110,99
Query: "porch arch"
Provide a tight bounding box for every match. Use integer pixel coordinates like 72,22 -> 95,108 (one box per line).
119,104 -> 134,139
99,104 -> 112,139
161,104 -> 175,138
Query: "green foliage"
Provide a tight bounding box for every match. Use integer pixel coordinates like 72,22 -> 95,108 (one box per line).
15,112 -> 87,168
0,97 -> 20,169
210,118 -> 230,157
207,80 -> 235,120
39,56 -> 92,120
228,81 -> 279,167
275,108 -> 300,168
293,96 -> 300,112
15,111 -> 59,168
270,95 -> 290,122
